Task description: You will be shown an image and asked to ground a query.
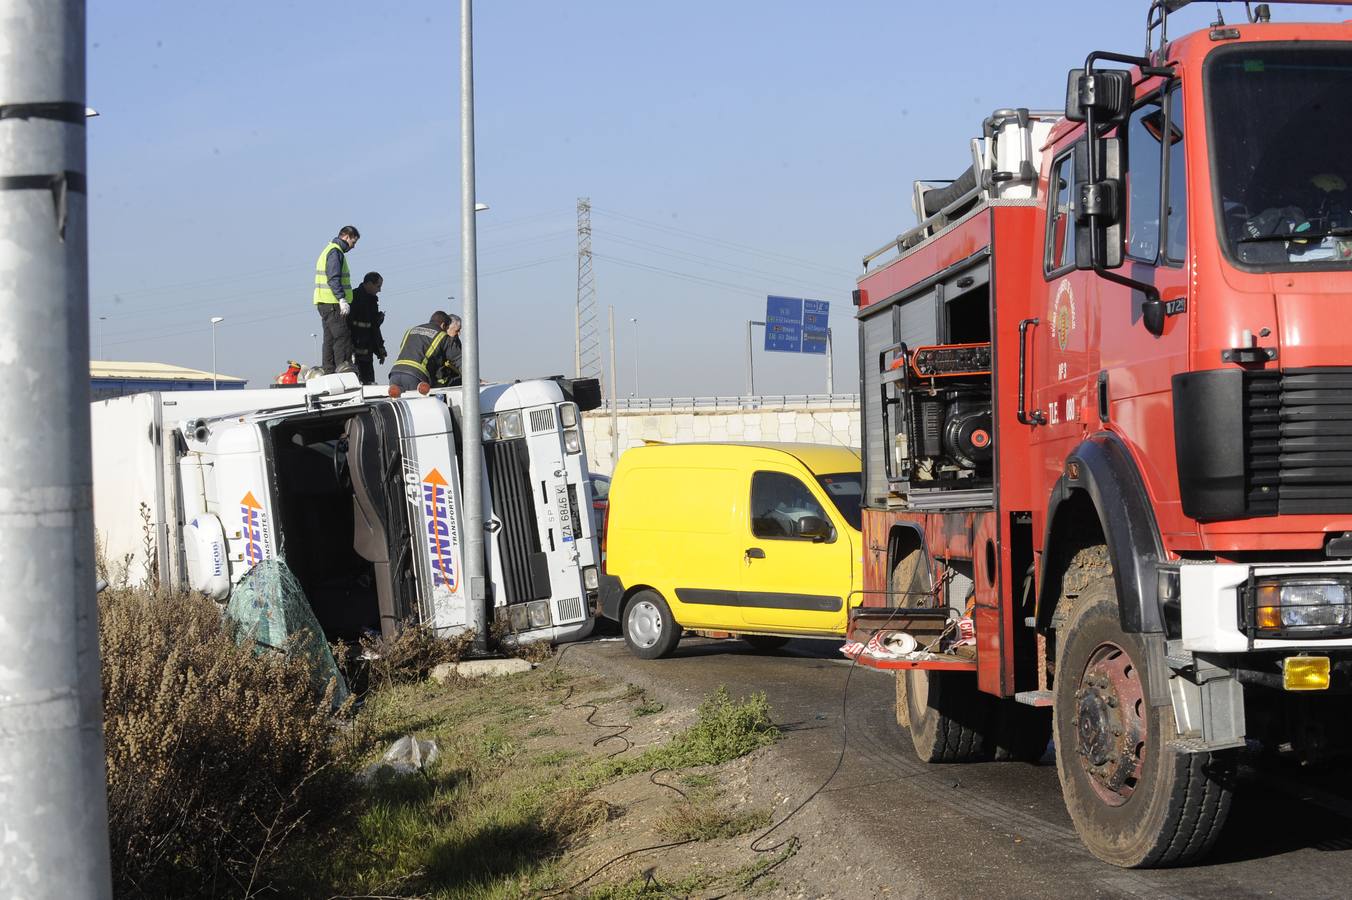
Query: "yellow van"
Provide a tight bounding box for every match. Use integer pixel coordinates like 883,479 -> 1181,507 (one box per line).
598,442 -> 863,658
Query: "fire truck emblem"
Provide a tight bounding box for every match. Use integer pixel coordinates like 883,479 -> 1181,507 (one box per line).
1053,280 -> 1076,351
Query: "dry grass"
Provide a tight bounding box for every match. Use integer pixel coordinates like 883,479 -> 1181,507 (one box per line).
100,588 -> 345,897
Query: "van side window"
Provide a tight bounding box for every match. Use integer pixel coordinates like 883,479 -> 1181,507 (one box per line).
1045,151 -> 1076,273
750,471 -> 831,540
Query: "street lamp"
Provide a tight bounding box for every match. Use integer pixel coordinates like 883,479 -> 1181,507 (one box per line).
310,332 -> 319,364
96,315 -> 107,360
210,316 -> 224,390
629,317 -> 639,398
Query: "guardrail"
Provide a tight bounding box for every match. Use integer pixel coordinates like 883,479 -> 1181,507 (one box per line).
597,394 -> 860,411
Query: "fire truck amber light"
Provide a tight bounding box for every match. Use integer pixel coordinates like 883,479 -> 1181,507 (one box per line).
1284,656 -> 1331,691
1251,577 -> 1352,633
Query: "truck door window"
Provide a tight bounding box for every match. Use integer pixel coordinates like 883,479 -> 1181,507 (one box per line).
1165,88 -> 1188,263
1045,151 -> 1077,273
1127,96 -> 1164,262
1127,88 -> 1186,265
750,471 -> 832,540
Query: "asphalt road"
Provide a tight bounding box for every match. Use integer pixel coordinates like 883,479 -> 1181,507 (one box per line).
565,634 -> 1352,899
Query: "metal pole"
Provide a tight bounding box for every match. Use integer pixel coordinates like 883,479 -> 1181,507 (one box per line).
746,320 -> 755,396
0,2 -> 113,897
459,0 -> 487,653
212,328 -> 217,390
826,327 -> 833,395
310,332 -> 318,364
609,306 -> 619,470
629,316 -> 638,397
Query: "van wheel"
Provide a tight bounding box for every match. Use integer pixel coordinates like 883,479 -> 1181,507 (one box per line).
904,668 -> 990,762
1053,577 -> 1234,867
622,590 -> 682,660
742,635 -> 790,652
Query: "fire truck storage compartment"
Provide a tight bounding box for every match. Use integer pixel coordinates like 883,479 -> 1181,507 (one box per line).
269,408 -> 408,641
862,257 -> 992,504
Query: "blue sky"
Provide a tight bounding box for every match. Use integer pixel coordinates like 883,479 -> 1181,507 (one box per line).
86,1 -> 1350,395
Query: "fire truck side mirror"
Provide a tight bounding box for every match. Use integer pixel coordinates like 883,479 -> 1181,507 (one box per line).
1064,68 -> 1133,125
1072,138 -> 1125,271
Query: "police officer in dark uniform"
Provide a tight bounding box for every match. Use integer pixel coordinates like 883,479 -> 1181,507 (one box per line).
389,311 -> 456,393
349,272 -> 387,384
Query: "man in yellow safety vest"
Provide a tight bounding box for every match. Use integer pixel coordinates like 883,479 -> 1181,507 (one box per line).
313,225 -> 360,373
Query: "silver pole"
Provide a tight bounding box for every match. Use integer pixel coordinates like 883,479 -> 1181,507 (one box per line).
746,320 -> 755,396
629,316 -> 638,397
609,306 -> 619,470
0,1 -> 113,897
459,0 -> 487,653
826,327 -> 833,395
211,324 -> 217,390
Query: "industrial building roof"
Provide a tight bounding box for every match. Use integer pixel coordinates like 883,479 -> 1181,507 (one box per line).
90,361 -> 246,384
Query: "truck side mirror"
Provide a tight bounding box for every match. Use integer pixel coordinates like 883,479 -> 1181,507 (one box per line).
1064,68 -> 1133,125
796,515 -> 832,542
1073,138 -> 1125,270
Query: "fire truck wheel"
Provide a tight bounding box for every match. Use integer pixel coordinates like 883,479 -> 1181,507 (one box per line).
1053,579 -> 1234,867
622,589 -> 682,660
741,635 -> 790,652
904,668 -> 990,763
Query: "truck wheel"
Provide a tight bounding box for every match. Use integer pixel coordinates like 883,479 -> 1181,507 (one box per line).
904,668 -> 990,762
1053,578 -> 1233,867
742,635 -> 790,652
622,590 -> 682,660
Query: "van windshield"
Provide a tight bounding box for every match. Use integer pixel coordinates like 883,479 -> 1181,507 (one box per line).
816,473 -> 862,530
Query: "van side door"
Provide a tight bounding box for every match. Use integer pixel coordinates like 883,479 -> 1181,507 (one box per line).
739,466 -> 852,634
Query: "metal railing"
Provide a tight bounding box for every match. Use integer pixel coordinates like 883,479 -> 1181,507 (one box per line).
597,393 -> 860,412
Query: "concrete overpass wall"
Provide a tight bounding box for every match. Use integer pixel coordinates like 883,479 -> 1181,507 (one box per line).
581,395 -> 860,476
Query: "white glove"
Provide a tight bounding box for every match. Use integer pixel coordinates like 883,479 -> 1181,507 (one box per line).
339,301 -> 351,317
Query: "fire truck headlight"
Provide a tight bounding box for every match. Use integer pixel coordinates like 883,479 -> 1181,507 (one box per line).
559,403 -> 578,427
583,565 -> 599,590
1251,577 -> 1352,633
481,415 -> 498,442
499,411 -> 525,439
563,428 -> 581,454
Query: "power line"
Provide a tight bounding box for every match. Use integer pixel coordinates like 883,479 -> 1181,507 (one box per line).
592,206 -> 857,279
594,252 -> 848,304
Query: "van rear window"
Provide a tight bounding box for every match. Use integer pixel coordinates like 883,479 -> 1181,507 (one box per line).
817,473 -> 862,530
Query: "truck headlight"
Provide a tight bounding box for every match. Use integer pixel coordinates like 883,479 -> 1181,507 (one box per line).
583,565 -> 599,590
560,403 -> 578,427
1250,577 -> 1352,634
563,428 -> 581,454
499,411 -> 525,439
481,415 -> 498,442
526,599 -> 552,629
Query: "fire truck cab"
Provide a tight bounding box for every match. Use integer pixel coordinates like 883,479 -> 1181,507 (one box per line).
852,0 -> 1352,868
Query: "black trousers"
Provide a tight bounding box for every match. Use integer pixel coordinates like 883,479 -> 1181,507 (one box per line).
318,304 -> 353,373
354,351 -> 376,385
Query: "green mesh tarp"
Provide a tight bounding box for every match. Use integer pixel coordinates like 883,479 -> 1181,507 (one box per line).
226,558 -> 350,707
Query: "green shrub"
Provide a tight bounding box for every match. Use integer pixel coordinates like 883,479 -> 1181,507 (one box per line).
99,589 -> 342,897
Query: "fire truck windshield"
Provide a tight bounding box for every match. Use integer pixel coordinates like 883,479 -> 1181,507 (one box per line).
1209,46 -> 1352,269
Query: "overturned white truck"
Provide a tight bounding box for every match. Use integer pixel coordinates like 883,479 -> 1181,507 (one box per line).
91,372 -> 602,646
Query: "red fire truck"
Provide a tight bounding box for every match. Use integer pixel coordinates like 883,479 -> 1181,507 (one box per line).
850,0 -> 1352,868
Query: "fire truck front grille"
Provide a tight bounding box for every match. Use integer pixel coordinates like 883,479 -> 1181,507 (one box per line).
1245,368 -> 1352,516
485,439 -> 550,604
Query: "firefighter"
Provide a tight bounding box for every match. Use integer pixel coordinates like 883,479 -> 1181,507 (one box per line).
313,225 -> 360,374
389,311 -> 456,393
434,314 -> 463,387
349,271 -> 387,385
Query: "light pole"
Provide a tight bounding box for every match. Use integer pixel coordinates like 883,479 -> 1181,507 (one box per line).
629,317 -> 639,398
310,332 -> 318,364
210,316 -> 224,389
96,315 -> 107,359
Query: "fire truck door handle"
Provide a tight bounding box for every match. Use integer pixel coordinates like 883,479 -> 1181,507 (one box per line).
1017,318 -> 1047,426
